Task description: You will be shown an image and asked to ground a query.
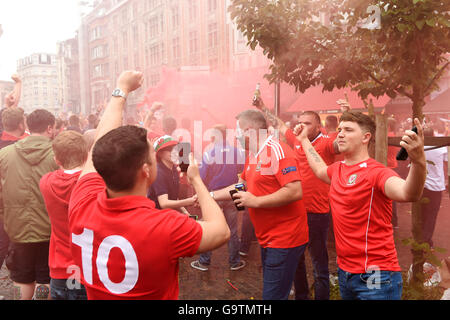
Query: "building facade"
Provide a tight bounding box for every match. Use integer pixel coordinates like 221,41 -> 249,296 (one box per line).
16,53 -> 61,114
76,0 -> 270,118
57,36 -> 81,115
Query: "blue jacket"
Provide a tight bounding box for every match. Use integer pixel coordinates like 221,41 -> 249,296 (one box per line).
200,142 -> 245,191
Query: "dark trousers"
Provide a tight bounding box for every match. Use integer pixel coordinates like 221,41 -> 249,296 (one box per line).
0,220 -> 9,268
240,209 -> 256,254
199,200 -> 241,267
261,244 -> 307,300
420,188 -> 443,248
294,212 -> 330,300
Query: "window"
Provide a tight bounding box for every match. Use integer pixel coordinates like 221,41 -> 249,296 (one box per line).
208,0 -> 217,12
133,24 -> 139,43
172,37 -> 181,60
148,16 -> 158,39
122,31 -> 128,49
171,6 -> 179,29
208,23 -> 218,48
134,52 -> 140,69
189,31 -> 198,54
188,0 -> 197,22
149,44 -> 160,66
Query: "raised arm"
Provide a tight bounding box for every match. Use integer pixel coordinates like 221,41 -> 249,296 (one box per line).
293,123 -> 331,184
4,74 -> 22,108
254,97 -> 288,136
186,153 -> 230,253
80,71 -> 144,178
384,118 -> 427,202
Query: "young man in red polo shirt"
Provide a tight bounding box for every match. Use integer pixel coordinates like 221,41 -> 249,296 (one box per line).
293,111 -> 426,300
40,130 -> 89,300
68,71 -> 230,300
211,109 -> 308,300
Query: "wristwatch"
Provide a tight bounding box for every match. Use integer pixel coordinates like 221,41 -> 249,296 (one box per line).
112,88 -> 127,100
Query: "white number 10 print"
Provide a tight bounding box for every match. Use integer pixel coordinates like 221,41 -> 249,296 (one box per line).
72,228 -> 139,294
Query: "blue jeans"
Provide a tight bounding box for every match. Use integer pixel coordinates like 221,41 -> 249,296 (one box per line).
199,200 -> 241,267
240,209 -> 256,254
294,212 -> 330,300
338,268 -> 403,300
261,244 -> 307,300
0,220 -> 9,267
50,278 -> 87,300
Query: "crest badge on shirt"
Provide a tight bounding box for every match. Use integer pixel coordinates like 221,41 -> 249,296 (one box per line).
347,174 -> 358,185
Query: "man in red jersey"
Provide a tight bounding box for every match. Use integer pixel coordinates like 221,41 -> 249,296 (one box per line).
293,110 -> 426,300
211,109 -> 308,300
273,110 -> 338,300
68,71 -> 230,300
40,130 -> 89,300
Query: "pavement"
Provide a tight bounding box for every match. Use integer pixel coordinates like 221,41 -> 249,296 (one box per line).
0,190 -> 448,300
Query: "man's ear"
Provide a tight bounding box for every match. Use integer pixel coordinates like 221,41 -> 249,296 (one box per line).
142,162 -> 151,179
362,131 -> 372,145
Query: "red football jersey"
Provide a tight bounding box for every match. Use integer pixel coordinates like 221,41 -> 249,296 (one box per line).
285,129 -> 337,213
68,173 -> 202,300
240,136 -> 308,249
40,170 -> 81,279
327,158 -> 401,273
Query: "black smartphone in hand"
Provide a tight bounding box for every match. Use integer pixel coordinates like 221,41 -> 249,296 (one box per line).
178,142 -> 191,172
396,126 -> 418,161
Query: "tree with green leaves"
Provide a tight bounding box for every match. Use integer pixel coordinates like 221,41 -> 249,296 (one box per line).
229,0 -> 450,299
230,0 -> 449,119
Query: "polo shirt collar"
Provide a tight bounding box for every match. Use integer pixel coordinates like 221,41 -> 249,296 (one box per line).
97,190 -> 156,212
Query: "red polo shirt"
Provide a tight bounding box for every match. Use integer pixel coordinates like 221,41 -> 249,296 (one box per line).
285,129 -> 337,213
240,136 -> 308,249
68,173 -> 202,300
40,170 -> 81,279
327,158 -> 401,273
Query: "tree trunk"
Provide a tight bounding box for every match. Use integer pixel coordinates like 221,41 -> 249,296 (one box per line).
375,114 -> 388,166
410,97 -> 426,298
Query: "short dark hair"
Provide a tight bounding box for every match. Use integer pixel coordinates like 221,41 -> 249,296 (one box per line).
325,115 -> 338,128
69,115 -> 80,127
423,127 -> 434,137
93,125 -> 150,192
236,110 -> 268,130
300,111 -> 321,125
340,111 -> 376,142
2,107 -> 25,132
162,116 -> 177,135
26,109 -> 56,134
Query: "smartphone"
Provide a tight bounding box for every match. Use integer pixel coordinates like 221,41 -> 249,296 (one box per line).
178,142 -> 191,172
396,126 -> 418,161
188,215 -> 199,221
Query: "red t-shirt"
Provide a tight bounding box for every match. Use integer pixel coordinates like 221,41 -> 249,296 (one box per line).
68,173 -> 202,300
327,158 -> 401,273
285,129 -> 337,213
240,136 -> 308,249
40,169 -> 81,279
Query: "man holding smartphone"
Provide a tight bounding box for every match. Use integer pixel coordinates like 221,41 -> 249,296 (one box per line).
147,135 -> 198,214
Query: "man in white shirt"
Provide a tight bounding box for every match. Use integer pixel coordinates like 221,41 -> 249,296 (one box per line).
421,127 -> 448,248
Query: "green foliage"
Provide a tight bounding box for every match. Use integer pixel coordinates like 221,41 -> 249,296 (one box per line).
229,0 -> 450,116
402,237 -> 447,267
